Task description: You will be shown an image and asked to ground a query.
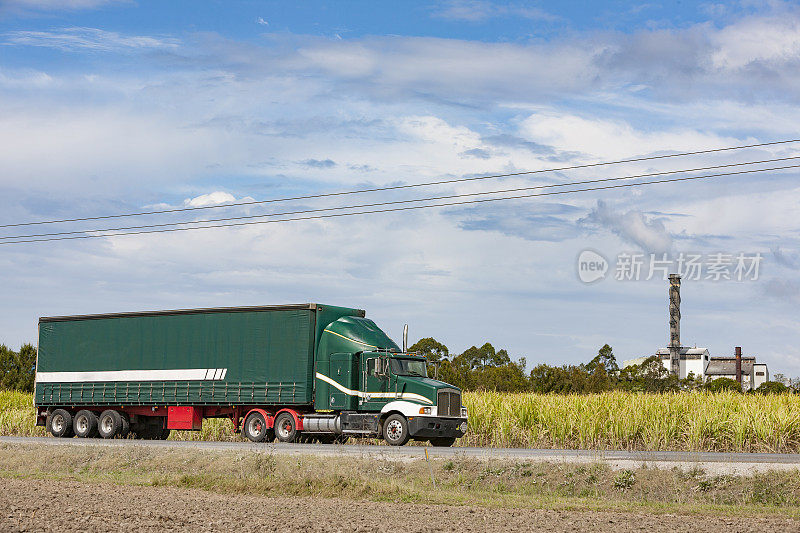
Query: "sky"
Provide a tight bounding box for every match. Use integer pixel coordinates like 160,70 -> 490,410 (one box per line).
1,0 -> 800,376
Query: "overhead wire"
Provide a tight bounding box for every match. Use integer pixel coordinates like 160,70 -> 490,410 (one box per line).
2,137 -> 799,229
2,162 -> 798,245
1,156 -> 798,241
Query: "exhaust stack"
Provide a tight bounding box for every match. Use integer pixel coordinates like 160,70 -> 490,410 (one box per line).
668,274 -> 681,376
735,346 -> 742,387
402,324 -> 408,353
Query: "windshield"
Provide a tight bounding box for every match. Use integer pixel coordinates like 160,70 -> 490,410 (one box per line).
390,358 -> 428,377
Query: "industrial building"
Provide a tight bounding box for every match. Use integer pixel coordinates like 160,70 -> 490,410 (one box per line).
622,274 -> 770,391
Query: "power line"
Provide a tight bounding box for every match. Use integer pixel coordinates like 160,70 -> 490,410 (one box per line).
2,156 -> 797,241
3,138 -> 799,229
2,163 -> 797,245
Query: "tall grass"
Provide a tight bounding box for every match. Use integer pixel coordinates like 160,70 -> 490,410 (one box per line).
3,389 -> 800,452
462,390 -> 800,452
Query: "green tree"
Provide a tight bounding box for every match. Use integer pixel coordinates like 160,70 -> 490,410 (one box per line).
756,381 -> 789,394
586,344 -> 619,375
618,356 -> 677,392
0,343 -> 37,392
408,337 -> 449,363
704,377 -> 741,392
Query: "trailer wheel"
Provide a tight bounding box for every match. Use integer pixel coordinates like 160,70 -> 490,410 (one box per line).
98,410 -> 123,439
47,409 -> 73,438
73,410 -> 99,438
274,412 -> 298,443
382,414 -> 409,446
118,412 -> 131,438
243,412 -> 271,442
429,437 -> 456,447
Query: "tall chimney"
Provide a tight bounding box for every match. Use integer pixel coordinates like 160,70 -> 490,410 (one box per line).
735,346 -> 742,387
668,274 -> 681,376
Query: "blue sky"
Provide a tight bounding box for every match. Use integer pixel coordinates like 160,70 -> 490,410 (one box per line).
2,0 -> 800,376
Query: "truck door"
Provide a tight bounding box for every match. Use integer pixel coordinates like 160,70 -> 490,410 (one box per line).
329,353 -> 357,410
360,354 -> 390,411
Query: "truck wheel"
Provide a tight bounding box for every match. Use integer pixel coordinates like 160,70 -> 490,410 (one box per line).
382,414 -> 409,446
73,410 -> 99,438
47,409 -> 73,438
429,437 -> 456,447
98,410 -> 122,439
119,412 -> 131,438
243,412 -> 270,442
274,412 -> 298,443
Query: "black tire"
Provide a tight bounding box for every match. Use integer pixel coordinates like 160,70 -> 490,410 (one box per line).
73,410 -> 99,438
98,410 -> 122,439
243,412 -> 270,443
382,414 -> 409,446
47,409 -> 73,438
429,437 -> 457,447
118,412 -> 131,438
274,412 -> 298,443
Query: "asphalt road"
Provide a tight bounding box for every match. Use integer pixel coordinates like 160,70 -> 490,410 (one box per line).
3,436 -> 800,474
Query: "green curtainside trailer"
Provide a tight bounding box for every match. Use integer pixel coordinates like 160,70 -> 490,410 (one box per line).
35,303 -> 468,446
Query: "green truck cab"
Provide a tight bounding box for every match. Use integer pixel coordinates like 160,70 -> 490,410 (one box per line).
35,303 -> 468,446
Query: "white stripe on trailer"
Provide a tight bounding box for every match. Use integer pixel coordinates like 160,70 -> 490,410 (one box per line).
36,368 -> 228,383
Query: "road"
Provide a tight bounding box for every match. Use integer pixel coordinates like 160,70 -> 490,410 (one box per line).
3,436 -> 799,474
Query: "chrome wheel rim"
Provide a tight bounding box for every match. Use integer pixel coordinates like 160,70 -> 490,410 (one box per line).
248,417 -> 263,438
51,414 -> 64,433
277,418 -> 292,439
386,419 -> 403,442
76,416 -> 88,434
100,416 -> 114,434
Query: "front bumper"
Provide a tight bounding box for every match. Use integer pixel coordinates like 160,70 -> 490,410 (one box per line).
407,416 -> 467,439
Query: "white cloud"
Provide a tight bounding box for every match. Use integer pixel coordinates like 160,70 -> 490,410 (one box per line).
184,191 -> 237,207
3,27 -> 179,53
710,16 -> 800,70
519,111 -> 737,160
582,200 -> 673,253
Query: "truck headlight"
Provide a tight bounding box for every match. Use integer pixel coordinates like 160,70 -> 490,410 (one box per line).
461,407 -> 468,418
419,407 -> 432,415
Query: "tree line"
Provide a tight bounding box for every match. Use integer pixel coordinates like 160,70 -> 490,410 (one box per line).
410,338 -> 791,394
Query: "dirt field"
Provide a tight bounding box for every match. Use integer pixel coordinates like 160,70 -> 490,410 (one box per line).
0,477 -> 797,533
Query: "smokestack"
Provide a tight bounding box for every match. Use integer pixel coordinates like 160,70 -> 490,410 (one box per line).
668,274 -> 681,376
735,346 -> 742,386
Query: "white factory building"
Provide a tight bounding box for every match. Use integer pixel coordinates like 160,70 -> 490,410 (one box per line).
622,348 -> 770,391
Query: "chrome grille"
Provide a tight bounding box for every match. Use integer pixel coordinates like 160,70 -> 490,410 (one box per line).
437,390 -> 462,418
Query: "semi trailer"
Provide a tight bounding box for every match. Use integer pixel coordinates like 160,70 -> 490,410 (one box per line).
34,303 -> 468,446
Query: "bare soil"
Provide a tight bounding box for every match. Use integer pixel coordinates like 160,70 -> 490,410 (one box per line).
0,477 -> 797,533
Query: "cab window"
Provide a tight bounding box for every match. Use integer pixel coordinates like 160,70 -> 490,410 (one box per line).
390,358 -> 428,377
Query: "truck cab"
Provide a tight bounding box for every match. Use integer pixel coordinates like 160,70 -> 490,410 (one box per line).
312,316 -> 468,446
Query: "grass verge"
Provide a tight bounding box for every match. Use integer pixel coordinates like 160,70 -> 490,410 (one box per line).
0,443 -> 799,517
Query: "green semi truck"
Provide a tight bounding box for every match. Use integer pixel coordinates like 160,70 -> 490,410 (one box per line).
34,303 -> 468,446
